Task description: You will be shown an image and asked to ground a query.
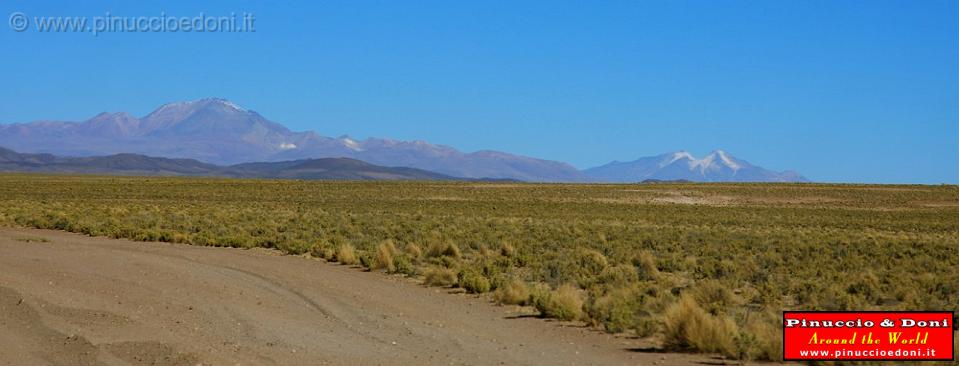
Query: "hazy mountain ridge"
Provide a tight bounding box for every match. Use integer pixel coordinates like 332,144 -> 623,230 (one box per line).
0,146 -> 457,181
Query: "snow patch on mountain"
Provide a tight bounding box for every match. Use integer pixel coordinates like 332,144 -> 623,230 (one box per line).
714,150 -> 741,170
339,136 -> 363,151
662,151 -> 695,167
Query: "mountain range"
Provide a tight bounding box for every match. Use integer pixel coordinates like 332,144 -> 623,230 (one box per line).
0,147 -> 457,180
0,98 -> 807,182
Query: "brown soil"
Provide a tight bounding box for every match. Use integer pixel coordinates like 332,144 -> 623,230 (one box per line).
0,227 -> 729,366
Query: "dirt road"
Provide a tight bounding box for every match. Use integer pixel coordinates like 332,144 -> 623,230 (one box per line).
0,227 -> 717,366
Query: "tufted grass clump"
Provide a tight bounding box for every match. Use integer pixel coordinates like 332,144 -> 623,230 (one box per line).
373,239 -> 399,271
499,242 -> 515,258
311,243 -> 334,260
335,243 -> 358,265
587,285 -> 651,333
423,266 -> 457,287
427,239 -> 461,259
391,254 -> 415,275
493,279 -> 530,305
661,295 -> 738,358
457,269 -> 491,294
632,250 -> 659,280
405,243 -> 423,261
532,283 -> 584,321
740,313 -> 783,361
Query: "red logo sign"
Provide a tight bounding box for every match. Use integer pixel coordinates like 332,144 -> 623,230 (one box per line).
783,311 -> 954,361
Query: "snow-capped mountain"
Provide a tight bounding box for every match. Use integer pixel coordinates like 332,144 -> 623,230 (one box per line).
583,150 -> 807,182
0,98 -> 809,182
0,98 -> 584,181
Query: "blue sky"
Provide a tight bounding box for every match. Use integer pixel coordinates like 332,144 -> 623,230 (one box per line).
1,0 -> 956,183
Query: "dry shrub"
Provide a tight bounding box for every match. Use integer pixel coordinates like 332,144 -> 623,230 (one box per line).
742,314 -> 783,361
478,244 -> 492,257
595,265 -> 638,289
662,295 -> 738,358
278,239 -> 312,255
443,242 -> 461,258
373,240 -> 399,271
427,240 -> 461,259
846,269 -> 882,303
577,249 -> 609,275
588,285 -> 650,333
494,279 -> 530,305
691,280 -> 738,316
391,254 -> 415,275
632,250 -> 659,280
321,248 -> 335,260
405,243 -> 423,260
311,244 -> 334,260
335,243 -> 358,265
423,267 -> 457,287
500,242 -> 515,257
458,270 -> 491,294
358,252 -> 374,269
172,233 -> 189,243
533,283 -> 584,321
426,238 -> 444,257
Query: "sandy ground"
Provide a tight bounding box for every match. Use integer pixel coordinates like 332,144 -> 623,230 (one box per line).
0,227 -> 726,366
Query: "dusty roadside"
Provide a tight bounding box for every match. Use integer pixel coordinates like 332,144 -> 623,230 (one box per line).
0,227 -> 727,365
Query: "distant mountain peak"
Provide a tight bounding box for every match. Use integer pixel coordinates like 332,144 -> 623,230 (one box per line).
0,99 -> 584,181
693,149 -> 742,173
586,149 -> 807,183
202,97 -> 246,111
659,150 -> 742,172
147,98 -> 247,118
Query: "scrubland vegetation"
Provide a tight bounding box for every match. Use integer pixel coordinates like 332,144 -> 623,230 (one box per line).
1,174 -> 957,361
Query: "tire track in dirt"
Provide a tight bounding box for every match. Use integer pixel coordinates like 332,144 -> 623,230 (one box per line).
0,227 -> 725,365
